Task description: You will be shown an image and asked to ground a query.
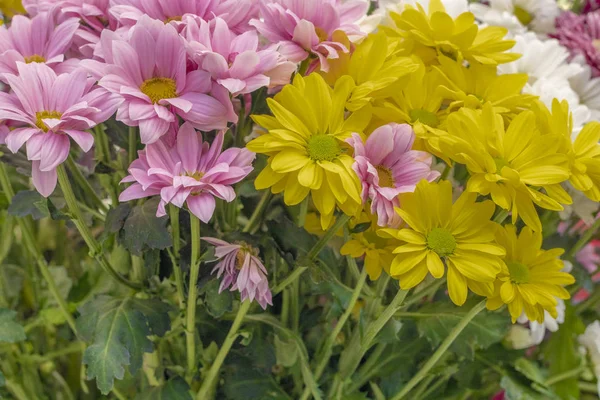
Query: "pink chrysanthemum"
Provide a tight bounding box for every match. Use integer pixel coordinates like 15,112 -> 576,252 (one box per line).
109,0 -> 258,33
0,62 -> 121,197
552,11 -> 600,77
182,16 -> 295,96
347,123 -> 440,227
584,0 -> 600,13
578,239 -> 600,275
119,122 -> 255,222
84,16 -> 238,144
0,11 -> 80,76
203,237 -> 273,309
250,0 -> 368,71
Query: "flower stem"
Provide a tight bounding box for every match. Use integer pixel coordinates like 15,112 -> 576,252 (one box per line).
569,217 -> 600,258
390,300 -> 486,400
185,214 -> 201,382
545,366 -> 586,386
128,126 -> 137,165
196,300 -> 251,399
57,165 -> 141,290
66,156 -> 107,213
0,163 -> 78,335
493,209 -> 510,224
306,214 -> 351,261
273,267 -> 308,295
242,190 -> 272,233
169,205 -> 185,311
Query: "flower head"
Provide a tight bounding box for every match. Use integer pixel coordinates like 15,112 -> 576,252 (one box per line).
86,16 -> 237,144
552,11 -> 600,78
0,0 -> 25,16
203,237 -> 273,309
120,122 -> 255,222
379,180 -> 505,306
486,225 -> 575,323
341,229 -> 393,280
469,0 -> 560,35
0,62 -> 121,197
347,123 -> 440,227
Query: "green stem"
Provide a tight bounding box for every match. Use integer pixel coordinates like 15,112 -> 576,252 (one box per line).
0,163 -> 78,335
346,343 -> 387,393
112,387 -> 128,400
186,214 -> 201,381
400,278 -> 445,309
579,381 -> 599,393
360,288 -> 408,351
299,268 -> 368,400
297,196 -> 309,227
576,288 -> 600,312
273,267 -> 308,295
196,301 -> 251,399
4,379 -> 29,400
128,126 -> 138,166
169,205 -> 185,311
57,165 -> 141,290
569,217 -> 600,258
390,300 -> 487,400
439,163 -> 452,181
493,209 -> 510,224
545,366 -> 586,386
242,191 -> 272,233
306,214 -> 351,261
66,156 -> 107,213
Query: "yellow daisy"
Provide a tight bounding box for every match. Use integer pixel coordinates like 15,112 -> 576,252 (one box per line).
486,225 -> 574,323
0,0 -> 24,18
247,73 -> 371,229
378,180 -> 505,306
440,103 -> 572,231
341,230 -> 394,281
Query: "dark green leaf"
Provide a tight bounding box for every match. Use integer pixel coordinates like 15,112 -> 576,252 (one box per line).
200,280 -> 232,318
0,369 -> 4,387
223,364 -> 290,400
121,199 -> 172,256
94,162 -> 116,175
134,377 -> 192,400
47,199 -> 69,220
105,204 -> 132,234
515,358 -> 547,386
7,191 -> 49,220
350,222 -> 371,234
0,308 -> 25,343
77,296 -> 172,394
501,376 -> 554,400
274,335 -> 298,367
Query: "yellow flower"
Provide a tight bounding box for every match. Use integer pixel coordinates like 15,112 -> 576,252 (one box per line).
384,0 -> 519,66
341,230 -> 393,280
0,0 -> 24,17
537,99 -> 600,202
321,32 -> 419,112
486,225 -> 574,323
440,104 -> 572,231
379,180 -> 505,306
247,73 -> 371,229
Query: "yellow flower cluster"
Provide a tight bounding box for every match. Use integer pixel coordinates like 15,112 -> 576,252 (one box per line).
248,0 -> 596,323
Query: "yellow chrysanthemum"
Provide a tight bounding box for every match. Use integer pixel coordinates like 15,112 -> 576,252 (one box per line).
341,230 -> 393,281
0,0 -> 24,17
486,225 -> 574,323
440,103 -> 572,231
384,0 -> 519,66
537,99 -> 600,202
434,55 -> 535,116
378,180 -> 505,306
247,73 -> 371,229
321,32 -> 418,112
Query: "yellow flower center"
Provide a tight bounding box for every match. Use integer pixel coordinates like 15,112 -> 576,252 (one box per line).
507,261 -> 530,284
376,165 -> 394,188
166,16 -> 182,23
513,6 -> 533,26
140,77 -> 178,104
35,110 -> 63,132
186,171 -> 205,181
410,109 -> 440,128
24,54 -> 46,63
307,135 -> 341,162
426,227 -> 456,257
234,241 -> 259,270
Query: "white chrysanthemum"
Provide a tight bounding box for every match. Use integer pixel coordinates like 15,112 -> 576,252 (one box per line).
569,55 -> 600,121
579,321 -> 600,395
560,186 -> 600,224
470,0 -> 560,35
515,299 -> 566,347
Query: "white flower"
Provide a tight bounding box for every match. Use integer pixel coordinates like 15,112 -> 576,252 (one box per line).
516,300 -> 566,347
579,321 -> 600,395
559,185 -> 600,224
569,55 -> 600,122
470,0 -> 560,35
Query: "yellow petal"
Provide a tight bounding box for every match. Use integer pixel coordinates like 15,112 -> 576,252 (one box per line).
500,281 -> 515,303
447,264 -> 468,306
426,251 -> 445,279
271,151 -> 310,173
297,162 -> 323,189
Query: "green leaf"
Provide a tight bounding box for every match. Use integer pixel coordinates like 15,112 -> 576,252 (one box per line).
200,279 -> 232,319
134,377 -> 192,400
0,308 -> 25,343
223,363 -> 290,400
76,296 -> 172,394
515,358 -> 547,386
7,191 -> 49,220
0,369 -> 4,387
274,335 -> 298,367
121,199 -> 172,256
104,204 -> 132,234
415,301 -> 510,359
501,376 -> 553,400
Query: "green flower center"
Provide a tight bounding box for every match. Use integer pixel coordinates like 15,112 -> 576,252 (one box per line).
426,228 -> 456,257
186,171 -> 205,181
493,158 -> 509,174
140,77 -> 178,103
35,110 -> 63,132
307,135 -> 341,162
376,165 -> 394,188
507,261 -> 530,284
514,6 -> 533,26
410,109 -> 440,128
24,54 -> 46,64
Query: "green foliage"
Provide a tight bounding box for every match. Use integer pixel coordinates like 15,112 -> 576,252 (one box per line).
200,279 -> 233,318
7,191 -> 49,220
121,199 -> 172,256
76,296 -> 172,394
134,377 -> 192,400
0,309 -> 25,343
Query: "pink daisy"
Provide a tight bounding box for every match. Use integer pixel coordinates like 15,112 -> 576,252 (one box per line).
0,62 -> 121,197
119,122 -> 255,222
0,11 -> 80,76
84,16 -> 238,144
552,11 -> 600,77
182,16 -> 295,96
250,0 -> 369,71
203,237 -> 273,309
347,123 -> 440,227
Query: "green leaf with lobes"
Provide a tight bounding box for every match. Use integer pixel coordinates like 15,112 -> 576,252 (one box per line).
134,377 -> 192,400
121,199 -> 172,256
0,308 -> 26,343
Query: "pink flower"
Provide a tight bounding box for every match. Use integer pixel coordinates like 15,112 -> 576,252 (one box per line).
0,62 -> 121,197
250,0 -> 368,71
182,16 -> 295,95
552,11 -> 600,77
203,237 -> 273,309
85,16 -> 238,144
347,123 -> 440,227
584,0 -> 600,13
119,122 -> 255,222
0,12 -> 80,76
577,239 -> 600,275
